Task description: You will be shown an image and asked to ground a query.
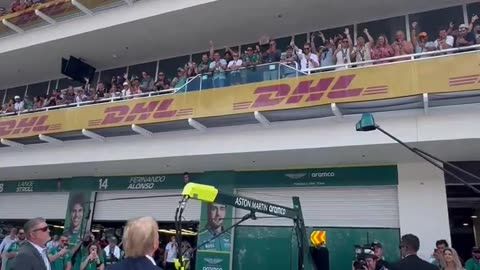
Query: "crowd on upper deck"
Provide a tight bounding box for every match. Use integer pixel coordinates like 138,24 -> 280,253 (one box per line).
0,0 -> 55,16
1,16 -> 480,115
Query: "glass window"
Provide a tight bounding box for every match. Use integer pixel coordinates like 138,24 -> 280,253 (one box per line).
0,89 -> 6,104
294,33 -> 308,48
157,55 -> 190,80
5,86 -> 27,102
357,16 -> 406,45
57,78 -> 84,91
467,3 -> 480,25
409,6 -> 464,39
274,36 -> 292,52
192,51 -> 209,65
128,61 -> 157,81
310,26 -> 353,48
92,72 -> 100,85
99,67 -> 127,86
27,81 -> 49,98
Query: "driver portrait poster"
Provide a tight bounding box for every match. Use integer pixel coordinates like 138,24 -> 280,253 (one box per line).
196,200 -> 233,270
63,192 -> 94,248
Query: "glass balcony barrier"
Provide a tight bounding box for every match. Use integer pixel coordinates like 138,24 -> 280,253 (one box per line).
1,43 -> 479,118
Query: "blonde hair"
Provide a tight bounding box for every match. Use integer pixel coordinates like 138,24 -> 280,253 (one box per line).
441,247 -> 463,270
123,216 -> 159,258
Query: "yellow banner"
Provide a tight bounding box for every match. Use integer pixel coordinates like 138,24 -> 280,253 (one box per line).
1,52 -> 479,139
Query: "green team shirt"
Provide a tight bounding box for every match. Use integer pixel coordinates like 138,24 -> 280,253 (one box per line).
5,241 -> 26,270
49,247 -> 72,270
197,229 -> 231,252
465,258 -> 480,270
72,245 -> 88,270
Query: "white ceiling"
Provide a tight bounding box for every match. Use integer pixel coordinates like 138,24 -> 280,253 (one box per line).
2,138 -> 480,180
0,0 -> 475,89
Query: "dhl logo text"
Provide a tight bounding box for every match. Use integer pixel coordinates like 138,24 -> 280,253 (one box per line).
91,99 -> 193,126
0,115 -> 62,137
233,74 -> 388,110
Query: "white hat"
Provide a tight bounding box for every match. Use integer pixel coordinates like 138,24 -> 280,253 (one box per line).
123,82 -> 128,86
14,95 -> 20,99
459,24 -> 468,30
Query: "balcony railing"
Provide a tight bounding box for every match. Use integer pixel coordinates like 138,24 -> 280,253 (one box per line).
0,0 -> 137,38
0,44 -> 478,143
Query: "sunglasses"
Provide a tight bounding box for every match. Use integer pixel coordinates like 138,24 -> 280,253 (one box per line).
33,226 -> 49,232
247,49 -> 253,51
303,47 -> 310,50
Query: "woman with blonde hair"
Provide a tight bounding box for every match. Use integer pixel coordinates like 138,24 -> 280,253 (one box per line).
440,247 -> 464,270
107,216 -> 160,270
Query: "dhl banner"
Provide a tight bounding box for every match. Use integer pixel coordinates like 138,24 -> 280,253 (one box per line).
0,52 -> 479,139
0,0 -> 121,36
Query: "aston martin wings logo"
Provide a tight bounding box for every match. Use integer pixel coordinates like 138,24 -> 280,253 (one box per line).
205,258 -> 223,264
285,173 -> 307,180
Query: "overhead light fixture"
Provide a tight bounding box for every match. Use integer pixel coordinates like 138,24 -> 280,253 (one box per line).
463,223 -> 469,227
471,215 -> 478,219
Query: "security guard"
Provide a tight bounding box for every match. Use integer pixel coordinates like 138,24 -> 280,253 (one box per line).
197,203 -> 231,252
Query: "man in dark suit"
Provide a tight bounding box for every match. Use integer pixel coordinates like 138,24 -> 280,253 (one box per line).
391,234 -> 439,270
10,217 -> 52,270
107,216 -> 161,270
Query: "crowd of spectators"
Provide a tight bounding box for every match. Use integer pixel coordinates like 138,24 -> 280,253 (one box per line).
0,0 -> 55,16
1,17 -> 480,115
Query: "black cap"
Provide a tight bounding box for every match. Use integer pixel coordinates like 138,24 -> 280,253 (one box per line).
472,246 -> 480,253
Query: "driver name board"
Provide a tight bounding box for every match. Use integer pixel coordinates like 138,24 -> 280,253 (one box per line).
216,193 -> 297,219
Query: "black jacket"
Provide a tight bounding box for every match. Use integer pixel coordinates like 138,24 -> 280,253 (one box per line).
391,254 -> 439,270
11,242 -> 49,270
107,256 -> 161,270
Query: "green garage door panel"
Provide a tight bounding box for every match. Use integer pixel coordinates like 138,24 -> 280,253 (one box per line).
233,226 -> 400,270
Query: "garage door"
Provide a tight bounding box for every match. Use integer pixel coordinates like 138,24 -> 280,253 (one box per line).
235,186 -> 399,228
0,193 -> 69,220
93,191 -> 201,221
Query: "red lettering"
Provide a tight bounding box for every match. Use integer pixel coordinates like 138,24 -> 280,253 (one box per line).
32,115 -> 50,132
327,75 -> 363,99
251,84 -> 290,108
11,117 -> 38,135
124,101 -> 160,122
152,99 -> 177,119
0,120 -> 16,137
286,78 -> 334,104
101,106 -> 129,125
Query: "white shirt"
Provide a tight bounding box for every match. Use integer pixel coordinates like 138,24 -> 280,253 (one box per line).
14,101 -> 24,111
104,245 -> 121,260
165,242 -> 177,263
0,236 -> 16,253
145,255 -> 156,265
296,50 -> 319,71
29,241 -> 51,270
227,59 -> 243,71
434,36 -> 454,49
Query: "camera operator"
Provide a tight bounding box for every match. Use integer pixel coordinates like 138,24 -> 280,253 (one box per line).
352,248 -> 388,270
353,250 -> 388,270
372,242 -> 390,269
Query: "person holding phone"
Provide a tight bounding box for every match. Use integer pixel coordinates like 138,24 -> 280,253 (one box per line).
80,243 -> 104,270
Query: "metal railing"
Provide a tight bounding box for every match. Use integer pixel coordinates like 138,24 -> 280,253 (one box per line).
0,45 -> 478,118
